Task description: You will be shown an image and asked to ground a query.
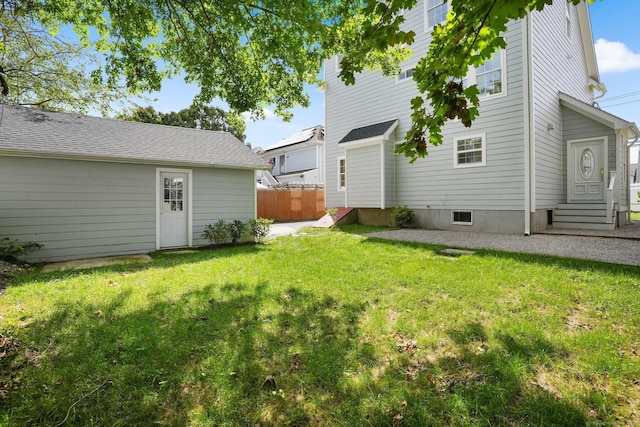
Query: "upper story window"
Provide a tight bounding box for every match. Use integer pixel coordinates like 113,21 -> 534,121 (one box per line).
426,0 -> 448,29
454,134 -> 486,168
466,49 -> 504,98
338,157 -> 346,191
397,67 -> 415,82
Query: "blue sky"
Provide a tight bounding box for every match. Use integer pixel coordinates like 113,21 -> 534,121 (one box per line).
141,1 -> 640,156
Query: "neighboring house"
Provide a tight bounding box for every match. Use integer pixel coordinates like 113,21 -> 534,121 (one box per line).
0,106 -> 269,262
261,125 -> 325,186
324,1 -> 639,233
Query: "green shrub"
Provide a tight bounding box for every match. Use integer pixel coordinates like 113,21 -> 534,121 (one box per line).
249,218 -> 273,244
391,205 -> 415,228
0,237 -> 43,261
202,219 -> 228,245
228,220 -> 246,245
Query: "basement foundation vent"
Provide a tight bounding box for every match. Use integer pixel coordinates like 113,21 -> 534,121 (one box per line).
452,210 -> 473,225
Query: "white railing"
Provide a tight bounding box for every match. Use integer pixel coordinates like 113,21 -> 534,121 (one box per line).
631,183 -> 640,212
606,171 -> 617,224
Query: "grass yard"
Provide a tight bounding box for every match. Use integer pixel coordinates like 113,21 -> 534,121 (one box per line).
1,226 -> 639,426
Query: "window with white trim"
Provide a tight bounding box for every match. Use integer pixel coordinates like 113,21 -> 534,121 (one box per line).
338,157 -> 346,191
474,49 -> 503,97
426,0 -> 448,29
397,67 -> 415,82
454,134 -> 486,168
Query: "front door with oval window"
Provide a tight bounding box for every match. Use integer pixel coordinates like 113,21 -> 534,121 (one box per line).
159,172 -> 189,248
568,139 -> 605,202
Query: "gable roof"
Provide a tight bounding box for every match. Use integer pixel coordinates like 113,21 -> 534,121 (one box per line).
0,105 -> 270,170
338,119 -> 398,144
263,125 -> 324,152
559,92 -> 640,139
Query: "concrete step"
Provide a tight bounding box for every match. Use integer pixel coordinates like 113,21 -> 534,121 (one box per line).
552,221 -> 615,231
557,203 -> 606,210
555,209 -> 607,217
554,215 -> 610,224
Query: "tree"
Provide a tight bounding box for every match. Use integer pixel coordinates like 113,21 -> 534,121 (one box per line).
0,8 -> 135,114
3,0 -> 582,159
118,105 -> 246,142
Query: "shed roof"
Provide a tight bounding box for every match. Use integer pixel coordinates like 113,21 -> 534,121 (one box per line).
0,105 -> 270,170
338,119 -> 398,144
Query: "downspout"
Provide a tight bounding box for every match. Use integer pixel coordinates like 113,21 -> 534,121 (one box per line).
380,142 -> 385,209
523,15 -> 533,236
254,169 -> 258,219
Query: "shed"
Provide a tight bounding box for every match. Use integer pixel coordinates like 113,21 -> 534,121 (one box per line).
0,105 -> 269,262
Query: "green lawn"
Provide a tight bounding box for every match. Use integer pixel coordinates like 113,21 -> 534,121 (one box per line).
1,227 -> 639,426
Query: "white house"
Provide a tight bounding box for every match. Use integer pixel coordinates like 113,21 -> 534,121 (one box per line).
324,1 -> 639,233
0,106 -> 269,262
261,125 -> 324,187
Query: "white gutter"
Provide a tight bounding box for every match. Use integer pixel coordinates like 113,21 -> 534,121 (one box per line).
523,16 -> 533,236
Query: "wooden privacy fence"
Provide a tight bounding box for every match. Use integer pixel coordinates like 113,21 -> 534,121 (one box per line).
257,189 -> 325,221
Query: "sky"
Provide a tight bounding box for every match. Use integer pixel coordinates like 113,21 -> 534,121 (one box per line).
133,1 -> 640,157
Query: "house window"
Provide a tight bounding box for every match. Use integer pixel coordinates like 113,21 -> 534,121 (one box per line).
452,210 -> 473,225
474,49 -> 503,97
163,177 -> 184,212
338,157 -> 346,191
397,67 -> 415,82
454,134 -> 486,168
426,0 -> 448,29
279,154 -> 286,174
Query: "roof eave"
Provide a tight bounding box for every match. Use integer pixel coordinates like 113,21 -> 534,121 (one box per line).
0,150 -> 271,170
577,2 -> 600,84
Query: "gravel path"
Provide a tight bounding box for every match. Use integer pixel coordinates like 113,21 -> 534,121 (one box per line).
364,229 -> 640,267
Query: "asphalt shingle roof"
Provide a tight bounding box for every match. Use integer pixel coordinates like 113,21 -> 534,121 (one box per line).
338,119 -> 398,144
0,105 -> 270,169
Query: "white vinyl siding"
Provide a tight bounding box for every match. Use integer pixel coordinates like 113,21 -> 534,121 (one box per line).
530,1 -> 594,209
345,145 -> 383,208
0,156 -> 256,262
192,167 -> 256,246
325,12 -> 526,212
0,157 -> 156,262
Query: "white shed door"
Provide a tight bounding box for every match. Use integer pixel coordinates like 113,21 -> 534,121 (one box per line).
159,172 -> 188,248
569,139 -> 605,202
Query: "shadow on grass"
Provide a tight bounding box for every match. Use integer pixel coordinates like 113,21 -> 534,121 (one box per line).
2,280 -> 589,426
7,243 -> 269,289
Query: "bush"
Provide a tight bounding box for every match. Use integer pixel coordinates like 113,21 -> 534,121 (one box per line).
0,237 -> 43,262
202,219 -> 228,245
228,220 -> 246,245
391,205 -> 415,228
250,218 -> 273,244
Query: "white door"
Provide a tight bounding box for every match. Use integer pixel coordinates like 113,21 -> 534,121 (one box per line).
159,172 -> 188,248
569,139 -> 606,202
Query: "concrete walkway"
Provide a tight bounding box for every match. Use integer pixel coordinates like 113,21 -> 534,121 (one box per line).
365,226 -> 640,267
267,220 -> 317,238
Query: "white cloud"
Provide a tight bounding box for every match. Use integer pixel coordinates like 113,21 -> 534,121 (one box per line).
595,38 -> 640,73
242,108 -> 277,121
